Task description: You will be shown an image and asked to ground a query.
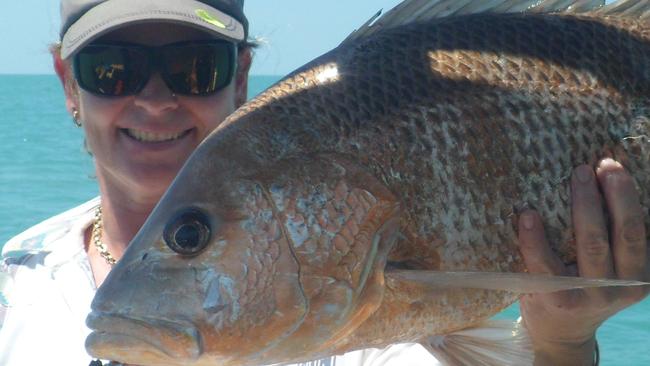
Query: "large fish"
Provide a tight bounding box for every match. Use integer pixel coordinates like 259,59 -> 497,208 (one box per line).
86,0 -> 650,365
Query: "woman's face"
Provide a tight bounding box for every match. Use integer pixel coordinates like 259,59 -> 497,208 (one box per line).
65,23 -> 250,201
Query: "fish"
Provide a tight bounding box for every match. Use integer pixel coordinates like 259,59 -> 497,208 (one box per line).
85,0 -> 650,365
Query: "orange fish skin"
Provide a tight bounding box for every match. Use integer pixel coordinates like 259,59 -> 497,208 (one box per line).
221,12 -> 650,355
87,9 -> 650,366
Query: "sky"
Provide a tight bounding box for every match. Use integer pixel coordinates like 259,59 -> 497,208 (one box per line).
0,0 -> 403,76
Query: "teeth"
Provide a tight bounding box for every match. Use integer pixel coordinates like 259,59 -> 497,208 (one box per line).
126,129 -> 186,142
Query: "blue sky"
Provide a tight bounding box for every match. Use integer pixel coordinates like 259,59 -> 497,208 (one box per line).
0,0 -> 402,76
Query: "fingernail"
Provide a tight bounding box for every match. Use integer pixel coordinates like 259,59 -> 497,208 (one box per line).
521,212 -> 535,230
597,158 -> 623,171
599,157 -> 618,167
575,165 -> 593,184
596,158 -> 624,181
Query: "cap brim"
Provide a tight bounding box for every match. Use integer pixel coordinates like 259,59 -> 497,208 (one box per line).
61,0 -> 245,59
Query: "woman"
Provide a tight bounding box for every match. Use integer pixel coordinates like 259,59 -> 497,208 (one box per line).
0,0 -> 647,365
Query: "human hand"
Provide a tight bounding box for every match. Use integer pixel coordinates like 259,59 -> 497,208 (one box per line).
517,158 -> 649,366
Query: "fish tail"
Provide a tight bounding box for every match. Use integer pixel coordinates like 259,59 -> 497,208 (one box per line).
420,318 -> 533,366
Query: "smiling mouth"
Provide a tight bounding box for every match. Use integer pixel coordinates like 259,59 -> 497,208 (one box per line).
122,128 -> 192,143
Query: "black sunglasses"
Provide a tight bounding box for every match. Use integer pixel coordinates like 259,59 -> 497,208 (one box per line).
73,40 -> 237,97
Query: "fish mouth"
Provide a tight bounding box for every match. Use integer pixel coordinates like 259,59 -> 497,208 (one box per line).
86,311 -> 202,363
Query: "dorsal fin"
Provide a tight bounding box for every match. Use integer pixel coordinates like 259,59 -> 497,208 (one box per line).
595,0 -> 650,18
342,0 -> 618,46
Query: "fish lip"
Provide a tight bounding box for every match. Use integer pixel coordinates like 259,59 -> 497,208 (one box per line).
86,311 -> 203,360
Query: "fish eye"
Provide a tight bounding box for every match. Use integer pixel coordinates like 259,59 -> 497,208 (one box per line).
163,209 -> 212,256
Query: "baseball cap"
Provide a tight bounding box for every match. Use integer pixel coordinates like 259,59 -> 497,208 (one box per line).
60,0 -> 248,59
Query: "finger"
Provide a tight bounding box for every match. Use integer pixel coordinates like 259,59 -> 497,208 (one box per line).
518,210 -> 566,275
596,159 -> 647,282
571,164 -> 616,279
518,210 -> 575,306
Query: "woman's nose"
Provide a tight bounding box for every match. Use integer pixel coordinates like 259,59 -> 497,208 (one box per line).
133,73 -> 179,114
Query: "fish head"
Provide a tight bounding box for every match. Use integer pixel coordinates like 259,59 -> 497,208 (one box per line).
86,130 -> 400,365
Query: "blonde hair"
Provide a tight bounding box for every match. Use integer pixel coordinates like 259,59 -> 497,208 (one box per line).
50,43 -> 79,98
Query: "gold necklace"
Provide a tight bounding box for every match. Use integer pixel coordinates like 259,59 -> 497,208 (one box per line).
92,205 -> 117,266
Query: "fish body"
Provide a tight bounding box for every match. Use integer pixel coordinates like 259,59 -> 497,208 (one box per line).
86,0 -> 650,365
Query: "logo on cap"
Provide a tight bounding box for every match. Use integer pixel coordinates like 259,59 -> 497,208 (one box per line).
196,9 -> 226,28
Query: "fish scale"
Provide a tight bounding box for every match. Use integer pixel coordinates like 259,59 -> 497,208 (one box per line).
229,8 -> 649,351
87,1 -> 650,365
267,162 -> 385,287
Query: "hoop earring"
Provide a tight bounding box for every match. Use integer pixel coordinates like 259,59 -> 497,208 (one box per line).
72,109 -> 82,127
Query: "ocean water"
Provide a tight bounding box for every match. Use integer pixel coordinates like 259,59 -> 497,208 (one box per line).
0,75 -> 648,364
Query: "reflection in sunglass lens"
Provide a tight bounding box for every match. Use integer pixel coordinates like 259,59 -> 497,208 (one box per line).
74,46 -> 148,96
162,43 -> 233,96
74,42 -> 234,97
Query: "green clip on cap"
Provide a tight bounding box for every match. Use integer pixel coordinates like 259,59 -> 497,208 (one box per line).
59,0 -> 248,59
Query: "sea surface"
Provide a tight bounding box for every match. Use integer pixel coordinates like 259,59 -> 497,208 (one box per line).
0,75 -> 648,364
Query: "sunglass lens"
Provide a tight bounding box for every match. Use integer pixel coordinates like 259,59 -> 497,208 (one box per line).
162,43 -> 234,96
75,46 -> 148,96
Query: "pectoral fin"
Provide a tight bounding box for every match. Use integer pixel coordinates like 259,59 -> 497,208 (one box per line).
386,270 -> 649,293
